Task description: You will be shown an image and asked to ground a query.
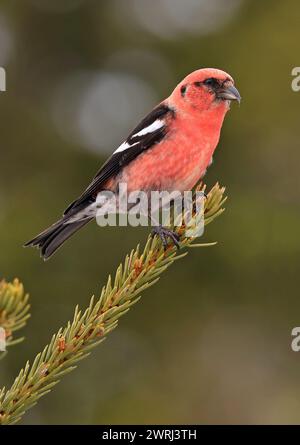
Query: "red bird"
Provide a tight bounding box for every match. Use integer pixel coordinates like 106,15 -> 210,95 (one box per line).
25,68 -> 240,259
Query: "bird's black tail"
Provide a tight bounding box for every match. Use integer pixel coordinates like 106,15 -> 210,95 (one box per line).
24,217 -> 92,260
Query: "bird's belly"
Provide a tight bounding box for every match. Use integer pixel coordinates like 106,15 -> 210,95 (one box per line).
119,134 -> 214,193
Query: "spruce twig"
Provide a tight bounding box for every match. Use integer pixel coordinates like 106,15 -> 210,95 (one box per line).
0,279 -> 31,361
0,182 -> 226,425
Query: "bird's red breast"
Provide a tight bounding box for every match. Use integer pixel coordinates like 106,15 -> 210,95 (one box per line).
111,98 -> 229,193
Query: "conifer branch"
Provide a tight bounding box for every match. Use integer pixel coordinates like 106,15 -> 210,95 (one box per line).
0,182 -> 226,425
0,279 -> 31,361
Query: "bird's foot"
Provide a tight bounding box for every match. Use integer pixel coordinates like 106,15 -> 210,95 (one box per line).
151,226 -> 181,250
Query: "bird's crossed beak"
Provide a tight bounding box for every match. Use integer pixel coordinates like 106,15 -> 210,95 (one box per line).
216,85 -> 241,104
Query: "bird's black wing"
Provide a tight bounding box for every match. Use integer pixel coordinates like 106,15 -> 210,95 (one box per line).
64,103 -> 175,216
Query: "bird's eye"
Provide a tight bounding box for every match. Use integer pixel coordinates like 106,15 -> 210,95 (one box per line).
203,78 -> 219,88
180,85 -> 187,96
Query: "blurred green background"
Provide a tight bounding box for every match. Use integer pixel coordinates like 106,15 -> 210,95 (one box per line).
0,0 -> 300,424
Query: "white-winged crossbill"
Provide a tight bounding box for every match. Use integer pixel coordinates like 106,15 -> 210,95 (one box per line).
25,68 -> 240,259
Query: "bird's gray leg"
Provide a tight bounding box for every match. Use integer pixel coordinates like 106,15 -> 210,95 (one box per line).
147,198 -> 181,249
151,225 -> 180,249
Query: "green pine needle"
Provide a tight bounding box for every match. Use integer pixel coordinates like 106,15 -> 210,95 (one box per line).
0,279 -> 31,361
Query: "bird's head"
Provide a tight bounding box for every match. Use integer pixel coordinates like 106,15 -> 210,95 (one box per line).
170,68 -> 241,114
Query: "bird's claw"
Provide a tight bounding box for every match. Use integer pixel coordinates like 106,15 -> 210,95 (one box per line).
151,226 -> 181,250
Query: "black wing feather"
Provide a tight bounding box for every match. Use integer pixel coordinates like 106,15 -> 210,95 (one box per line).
64,103 -> 174,216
